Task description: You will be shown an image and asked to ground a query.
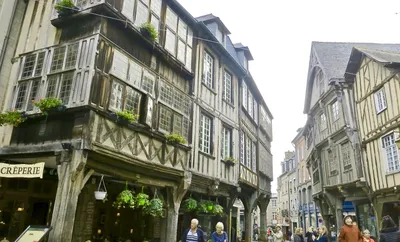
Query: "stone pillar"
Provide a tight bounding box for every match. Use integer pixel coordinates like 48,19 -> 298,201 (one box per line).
49,150 -> 88,242
162,171 -> 192,242
244,208 -> 253,242
259,195 -> 270,241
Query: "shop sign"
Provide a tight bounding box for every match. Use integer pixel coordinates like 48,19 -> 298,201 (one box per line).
0,162 -> 45,178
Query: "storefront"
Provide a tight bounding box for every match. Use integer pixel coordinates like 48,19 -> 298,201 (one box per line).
0,162 -> 57,241
356,203 -> 377,238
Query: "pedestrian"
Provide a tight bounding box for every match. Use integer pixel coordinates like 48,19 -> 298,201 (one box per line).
211,222 -> 228,242
316,226 -> 328,242
338,215 -> 363,242
181,218 -> 205,242
379,215 -> 400,242
306,227 -> 315,242
362,229 -> 374,242
272,225 -> 284,242
288,229 -> 293,241
293,227 -> 304,242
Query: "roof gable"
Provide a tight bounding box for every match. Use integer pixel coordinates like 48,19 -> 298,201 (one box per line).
195,13 -> 231,34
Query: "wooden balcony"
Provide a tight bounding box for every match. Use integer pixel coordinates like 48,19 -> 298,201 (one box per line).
90,113 -> 190,172
312,181 -> 322,195
239,165 -> 258,187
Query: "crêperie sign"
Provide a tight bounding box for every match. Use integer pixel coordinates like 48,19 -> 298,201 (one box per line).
0,162 -> 45,178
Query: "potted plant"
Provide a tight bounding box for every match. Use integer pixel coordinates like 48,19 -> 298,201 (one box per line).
197,201 -> 208,214
143,197 -> 164,217
55,0 -> 79,17
212,204 -> 224,216
165,133 -> 186,144
115,110 -> 139,125
135,187 -> 149,208
113,182 -> 136,209
0,111 -> 27,127
94,175 -> 107,201
139,23 -> 158,42
205,200 -> 214,212
224,157 -> 236,166
183,197 -> 198,212
33,97 -> 65,115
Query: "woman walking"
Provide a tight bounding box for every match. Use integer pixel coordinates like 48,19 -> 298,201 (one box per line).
211,222 -> 228,242
293,228 -> 305,242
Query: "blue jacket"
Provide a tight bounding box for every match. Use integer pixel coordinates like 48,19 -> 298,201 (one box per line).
182,228 -> 205,242
212,231 -> 228,242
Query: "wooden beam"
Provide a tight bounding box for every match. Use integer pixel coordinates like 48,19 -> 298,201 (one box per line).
81,169 -> 95,191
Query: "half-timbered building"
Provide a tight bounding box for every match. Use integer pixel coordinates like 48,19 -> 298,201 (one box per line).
303,42 -> 400,234
345,47 -> 400,232
0,1 -> 273,242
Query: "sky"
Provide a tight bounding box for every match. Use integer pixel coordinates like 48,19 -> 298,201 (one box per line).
177,0 -> 400,192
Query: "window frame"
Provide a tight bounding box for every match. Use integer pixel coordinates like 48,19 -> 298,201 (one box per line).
108,78 -> 143,114
320,112 -> 327,131
222,70 -> 233,103
199,112 -> 213,154
331,100 -> 340,121
382,132 -> 400,173
202,51 -> 214,89
374,88 -> 387,114
221,125 -> 233,160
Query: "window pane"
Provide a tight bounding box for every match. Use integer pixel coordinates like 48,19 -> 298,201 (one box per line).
203,52 -> 213,88
182,117 -> 189,140
173,89 -> 183,112
166,7 -> 178,30
178,19 -> 187,40
199,114 -> 211,153
159,105 -> 172,131
223,71 -> 232,102
173,113 -> 183,135
51,46 -> 66,72
34,52 -> 46,77
240,131 -> 245,164
27,80 -> 40,111
110,81 -> 124,111
21,54 -> 36,79
125,87 -> 141,112
128,60 -> 142,87
65,43 -> 79,69
150,0 -> 162,16
177,40 -> 186,63
59,72 -> 74,104
185,46 -> 192,71
165,29 -> 176,55
46,75 -> 59,97
150,15 -> 160,41
135,1 -> 148,27
160,81 -> 173,106
15,82 -> 28,110
141,70 -> 155,95
242,82 -> 248,109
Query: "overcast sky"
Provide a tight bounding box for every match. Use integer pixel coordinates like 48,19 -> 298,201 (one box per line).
177,0 -> 400,192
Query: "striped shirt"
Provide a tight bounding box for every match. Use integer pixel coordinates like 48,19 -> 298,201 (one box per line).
186,230 -> 198,242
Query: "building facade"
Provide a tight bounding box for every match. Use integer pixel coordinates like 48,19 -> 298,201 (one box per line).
266,193 -> 278,226
0,1 -> 273,242
277,151 -> 298,234
292,128 -> 321,231
345,47 -> 400,235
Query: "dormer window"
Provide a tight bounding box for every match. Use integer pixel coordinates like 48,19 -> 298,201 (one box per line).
243,56 -> 248,70
215,28 -> 225,47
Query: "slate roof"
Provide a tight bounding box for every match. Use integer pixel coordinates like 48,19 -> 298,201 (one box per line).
312,42 -> 400,81
304,42 -> 400,113
195,13 -> 231,34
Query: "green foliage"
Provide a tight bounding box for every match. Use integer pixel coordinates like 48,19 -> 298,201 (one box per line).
143,198 -> 164,217
212,204 -> 224,216
139,23 -> 158,41
116,110 -> 139,123
135,192 -> 150,208
55,0 -> 74,12
197,201 -> 208,213
0,111 -> 26,127
205,200 -> 214,212
165,133 -> 186,144
225,157 -> 236,164
183,197 -> 198,212
33,97 -> 63,115
113,188 -> 136,209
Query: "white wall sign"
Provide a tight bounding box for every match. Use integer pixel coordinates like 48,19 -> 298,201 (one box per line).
0,162 -> 45,178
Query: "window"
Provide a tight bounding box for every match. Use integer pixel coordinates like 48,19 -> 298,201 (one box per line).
320,113 -> 327,130
260,106 -> 271,133
254,100 -> 258,124
248,92 -> 254,118
20,52 -> 46,79
242,82 -> 248,109
203,51 -> 214,88
199,113 -> 212,154
252,141 -> 257,172
374,89 -> 387,113
272,199 -> 277,207
109,79 -> 143,113
128,0 -> 161,40
164,6 -> 192,70
50,43 -> 79,73
44,72 -> 74,105
222,71 -> 232,103
312,160 -> 320,183
221,126 -> 232,159
342,142 -> 352,170
328,147 -> 338,175
332,101 -> 339,121
240,130 -> 245,164
382,133 -> 400,172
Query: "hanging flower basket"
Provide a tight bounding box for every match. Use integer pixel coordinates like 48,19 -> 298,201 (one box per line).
113,181 -> 136,209
183,197 -> 198,212
143,190 -> 164,217
205,200 -> 214,212
94,175 -> 107,200
135,187 -> 149,208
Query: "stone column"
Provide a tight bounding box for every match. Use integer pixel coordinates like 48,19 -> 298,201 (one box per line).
162,171 -> 192,242
259,195 -> 270,241
49,150 -> 88,242
243,192 -> 258,242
